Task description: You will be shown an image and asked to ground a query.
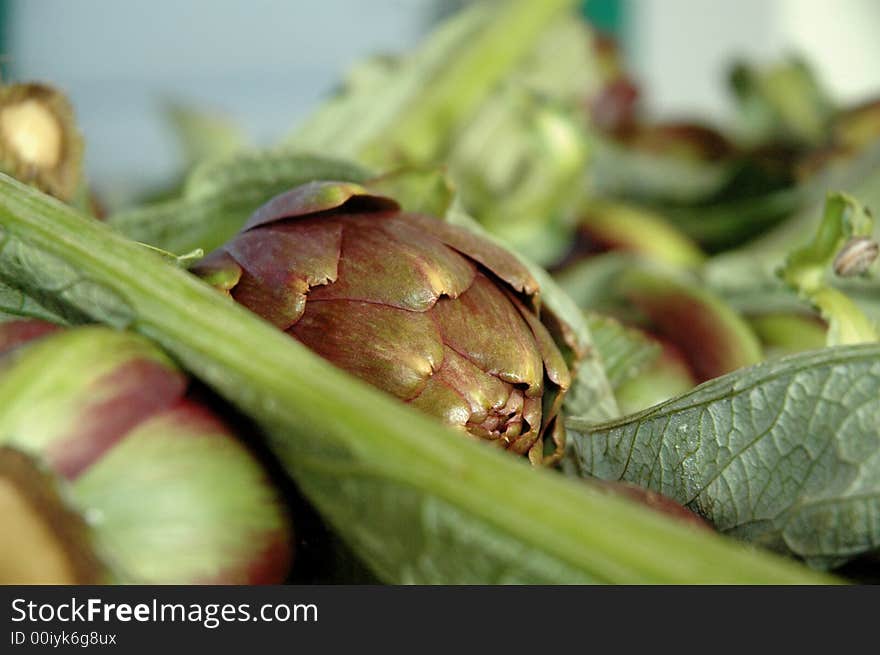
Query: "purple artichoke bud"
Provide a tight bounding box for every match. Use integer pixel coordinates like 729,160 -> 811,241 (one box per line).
0,324 -> 292,584
193,181 -> 572,460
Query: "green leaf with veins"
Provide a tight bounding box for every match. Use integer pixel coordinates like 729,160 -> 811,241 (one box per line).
566,344 -> 880,569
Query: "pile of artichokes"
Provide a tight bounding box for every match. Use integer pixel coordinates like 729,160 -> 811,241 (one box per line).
4,0 -> 880,585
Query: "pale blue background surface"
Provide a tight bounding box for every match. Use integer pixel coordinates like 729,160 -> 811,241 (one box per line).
5,0 -> 435,201
5,0 -> 879,204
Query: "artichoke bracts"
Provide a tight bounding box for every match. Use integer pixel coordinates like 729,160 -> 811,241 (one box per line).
0,323 -> 292,584
194,181 -> 573,462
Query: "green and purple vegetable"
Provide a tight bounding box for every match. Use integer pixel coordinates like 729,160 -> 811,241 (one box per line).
193,181 -> 573,463
0,322 -> 293,584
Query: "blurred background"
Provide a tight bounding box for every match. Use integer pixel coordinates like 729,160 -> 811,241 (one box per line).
3,0 -> 880,202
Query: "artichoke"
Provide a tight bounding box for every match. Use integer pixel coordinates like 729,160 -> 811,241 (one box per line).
0,322 -> 293,584
194,181 -> 573,462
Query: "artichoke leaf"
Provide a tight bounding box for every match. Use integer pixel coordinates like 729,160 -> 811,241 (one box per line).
566,344 -> 880,570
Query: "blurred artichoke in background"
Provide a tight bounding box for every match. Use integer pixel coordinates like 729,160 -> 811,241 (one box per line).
0,323 -> 292,584
0,83 -> 84,205
583,43 -> 828,253
0,82 -> 108,217
194,181 -> 572,462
